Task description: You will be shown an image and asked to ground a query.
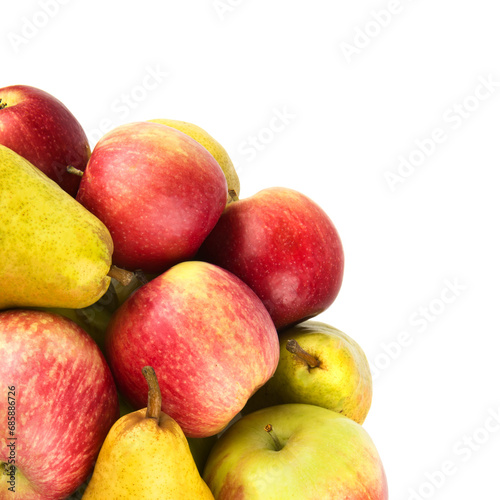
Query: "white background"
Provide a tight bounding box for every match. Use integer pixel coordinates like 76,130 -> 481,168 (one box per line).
3,1 -> 500,498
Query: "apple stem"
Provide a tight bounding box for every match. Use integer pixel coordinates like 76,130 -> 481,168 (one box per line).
107,265 -> 135,286
0,99 -> 7,110
228,189 -> 239,203
66,165 -> 84,177
142,366 -> 162,422
265,424 -> 282,451
286,339 -> 321,369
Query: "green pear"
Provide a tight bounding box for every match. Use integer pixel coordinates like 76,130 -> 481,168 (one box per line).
244,320 -> 372,424
0,144 -> 119,310
82,366 -> 214,500
149,119 -> 240,205
111,270 -> 152,306
118,391 -> 136,418
34,282 -> 120,351
187,435 -> 218,475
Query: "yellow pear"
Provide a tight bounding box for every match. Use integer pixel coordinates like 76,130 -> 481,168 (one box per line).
149,118 -> 240,204
82,366 -> 214,500
0,144 -> 128,310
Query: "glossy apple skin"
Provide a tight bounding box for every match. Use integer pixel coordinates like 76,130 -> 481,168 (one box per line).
244,320 -> 373,424
76,122 -> 228,273
0,310 -> 119,500
0,85 -> 90,196
105,261 -> 279,438
203,404 -> 388,499
198,187 -> 344,330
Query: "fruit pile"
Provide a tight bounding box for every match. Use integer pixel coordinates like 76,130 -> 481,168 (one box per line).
0,85 -> 389,499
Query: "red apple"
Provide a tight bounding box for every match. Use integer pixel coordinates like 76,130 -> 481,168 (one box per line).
105,260 -> 279,438
76,122 -> 228,274
0,310 -> 119,499
198,187 -> 344,330
0,85 -> 91,196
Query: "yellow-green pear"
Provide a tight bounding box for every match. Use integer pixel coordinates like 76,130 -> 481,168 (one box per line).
0,144 -> 129,310
149,118 -> 240,204
244,320 -> 373,424
82,366 -> 214,500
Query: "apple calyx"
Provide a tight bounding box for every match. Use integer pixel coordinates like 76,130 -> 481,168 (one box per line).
66,165 -> 84,177
2,462 -> 14,474
286,339 -> 321,370
107,265 -> 135,286
142,366 -> 162,423
0,99 -> 7,110
264,424 -> 283,451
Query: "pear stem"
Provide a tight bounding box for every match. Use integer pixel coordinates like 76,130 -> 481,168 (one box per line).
142,366 -> 162,422
107,265 -> 134,286
264,424 -> 282,451
286,339 -> 321,369
134,270 -> 149,285
66,165 -> 84,177
228,189 -> 239,203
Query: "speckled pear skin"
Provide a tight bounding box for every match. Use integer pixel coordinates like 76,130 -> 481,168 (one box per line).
0,144 -> 113,310
244,321 -> 372,424
82,409 -> 214,499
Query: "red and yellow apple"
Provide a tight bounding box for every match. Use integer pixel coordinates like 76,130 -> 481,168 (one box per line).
105,261 -> 279,438
76,121 -> 228,274
0,310 -> 119,499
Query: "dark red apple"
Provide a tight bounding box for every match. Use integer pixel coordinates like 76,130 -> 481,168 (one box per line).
0,85 -> 91,196
76,122 -> 228,274
198,187 -> 344,330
